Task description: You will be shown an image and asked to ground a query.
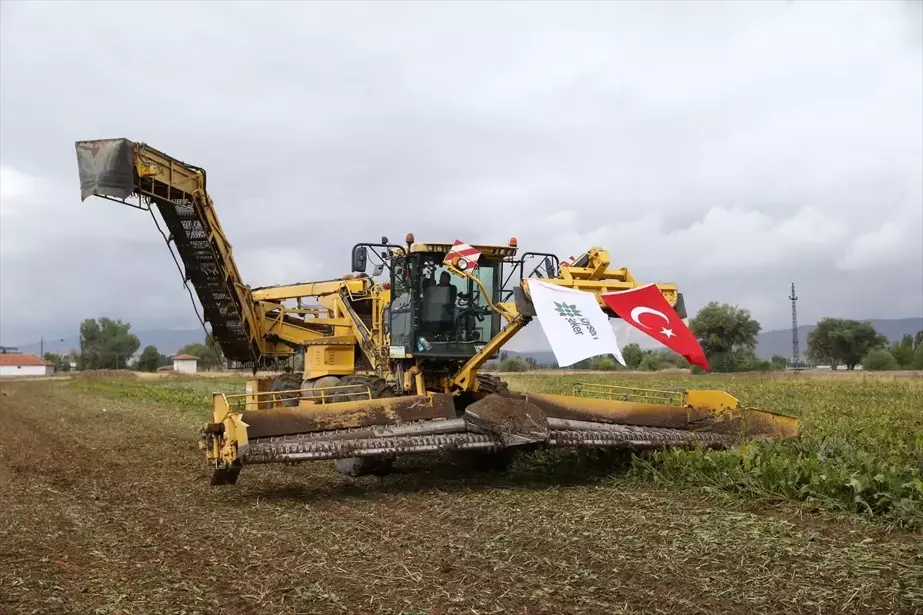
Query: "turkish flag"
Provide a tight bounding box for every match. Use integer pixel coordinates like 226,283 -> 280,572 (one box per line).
601,284 -> 710,372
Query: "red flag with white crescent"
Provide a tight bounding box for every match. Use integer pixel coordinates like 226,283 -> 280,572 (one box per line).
601,284 -> 710,371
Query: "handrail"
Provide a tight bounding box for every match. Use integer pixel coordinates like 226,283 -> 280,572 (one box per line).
223,383 -> 374,412
572,383 -> 685,407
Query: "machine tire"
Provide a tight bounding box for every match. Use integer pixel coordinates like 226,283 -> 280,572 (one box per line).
333,374 -> 398,477
477,373 -> 513,397
338,374 -> 396,401
271,371 -> 303,407
301,375 -> 342,402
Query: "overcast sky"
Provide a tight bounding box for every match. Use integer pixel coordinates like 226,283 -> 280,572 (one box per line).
1,0 -> 921,351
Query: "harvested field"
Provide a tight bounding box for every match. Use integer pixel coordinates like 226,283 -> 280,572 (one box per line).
1,375 -> 922,615
73,369 -> 138,380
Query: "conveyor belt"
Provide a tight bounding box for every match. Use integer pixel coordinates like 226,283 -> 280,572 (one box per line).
76,139 -> 262,365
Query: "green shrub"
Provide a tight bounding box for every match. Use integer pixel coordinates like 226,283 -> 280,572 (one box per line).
589,356 -> 619,371
862,349 -> 899,371
770,354 -> 790,370
913,343 -> 923,370
638,353 -> 662,371
499,357 -> 530,372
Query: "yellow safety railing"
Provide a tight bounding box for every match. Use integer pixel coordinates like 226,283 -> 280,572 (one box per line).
223,383 -> 373,413
572,382 -> 685,407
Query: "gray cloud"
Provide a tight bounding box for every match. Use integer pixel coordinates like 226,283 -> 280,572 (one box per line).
1,0 -> 921,349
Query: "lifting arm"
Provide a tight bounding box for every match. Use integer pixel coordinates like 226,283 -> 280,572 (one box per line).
449,248 -> 684,391
541,247 -> 683,316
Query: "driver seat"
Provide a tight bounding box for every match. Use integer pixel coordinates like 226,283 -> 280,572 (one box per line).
421,284 -> 456,334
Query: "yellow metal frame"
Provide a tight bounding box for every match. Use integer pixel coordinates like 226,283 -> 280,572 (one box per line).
566,382 -> 800,439
444,250 -> 684,393
84,140 -> 743,398
540,248 -> 680,311
408,242 -> 518,259
236,383 -> 373,411
573,383 -> 686,406
205,382 -> 375,467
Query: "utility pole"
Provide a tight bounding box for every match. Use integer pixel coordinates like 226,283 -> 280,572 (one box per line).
789,283 -> 800,368
39,337 -> 64,360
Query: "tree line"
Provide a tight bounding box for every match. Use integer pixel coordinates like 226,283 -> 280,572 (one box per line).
492,302 -> 923,373
52,318 -> 225,372
43,310 -> 923,374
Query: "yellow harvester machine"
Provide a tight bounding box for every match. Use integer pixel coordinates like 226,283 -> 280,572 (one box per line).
75,138 -> 799,485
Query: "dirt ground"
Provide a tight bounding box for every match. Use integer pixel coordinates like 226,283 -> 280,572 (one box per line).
1,379 -> 920,615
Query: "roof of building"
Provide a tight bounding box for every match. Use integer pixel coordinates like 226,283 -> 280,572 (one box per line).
0,353 -> 54,367
172,354 -> 199,361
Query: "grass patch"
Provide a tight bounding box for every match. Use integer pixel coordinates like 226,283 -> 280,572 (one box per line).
70,375 -> 248,418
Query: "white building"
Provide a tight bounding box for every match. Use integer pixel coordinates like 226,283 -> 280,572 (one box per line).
0,353 -> 55,377
172,353 -> 199,375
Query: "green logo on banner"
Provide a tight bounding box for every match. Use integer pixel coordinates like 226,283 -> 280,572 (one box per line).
554,302 -> 581,318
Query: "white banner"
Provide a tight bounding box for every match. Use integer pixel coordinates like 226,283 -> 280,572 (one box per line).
528,280 -> 626,368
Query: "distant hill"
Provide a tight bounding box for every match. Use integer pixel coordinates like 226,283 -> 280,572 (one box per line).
755,318 -> 922,360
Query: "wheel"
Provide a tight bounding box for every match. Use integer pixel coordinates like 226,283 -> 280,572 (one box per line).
476,373 -> 513,397
302,375 -> 342,402
338,374 -> 396,400
332,375 -> 398,477
271,371 -> 303,407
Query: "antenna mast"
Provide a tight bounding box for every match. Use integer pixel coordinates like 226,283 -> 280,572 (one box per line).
789,283 -> 800,368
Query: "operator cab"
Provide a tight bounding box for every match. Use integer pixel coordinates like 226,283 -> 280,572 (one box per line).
352,237 -> 545,363
389,244 -> 507,359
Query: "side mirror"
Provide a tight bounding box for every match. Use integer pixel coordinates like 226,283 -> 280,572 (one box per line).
352,246 -> 368,272
543,257 -> 555,279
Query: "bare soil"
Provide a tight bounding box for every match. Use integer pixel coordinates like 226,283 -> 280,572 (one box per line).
1,379 -> 920,615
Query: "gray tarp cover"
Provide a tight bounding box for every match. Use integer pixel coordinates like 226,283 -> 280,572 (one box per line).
75,138 -> 135,202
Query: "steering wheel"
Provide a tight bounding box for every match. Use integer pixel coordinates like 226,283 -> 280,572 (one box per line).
457,287 -> 480,307
458,305 -> 490,323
